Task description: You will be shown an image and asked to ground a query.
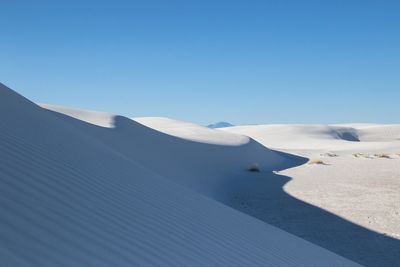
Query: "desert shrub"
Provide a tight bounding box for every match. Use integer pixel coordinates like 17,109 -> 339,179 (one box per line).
374,154 -> 391,159
321,152 -> 338,157
308,159 -> 326,165
248,164 -> 260,172
327,152 -> 338,157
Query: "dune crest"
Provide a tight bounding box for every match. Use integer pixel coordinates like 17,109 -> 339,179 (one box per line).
0,83 -> 357,266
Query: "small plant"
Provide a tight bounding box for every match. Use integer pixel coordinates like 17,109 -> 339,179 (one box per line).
321,152 -> 338,157
374,154 -> 391,159
308,159 -> 326,165
248,163 -> 260,172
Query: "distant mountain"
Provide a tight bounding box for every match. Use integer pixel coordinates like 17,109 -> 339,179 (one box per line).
207,122 -> 234,129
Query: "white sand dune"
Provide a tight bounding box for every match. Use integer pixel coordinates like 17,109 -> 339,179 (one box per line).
41,104 -> 115,128
127,119 -> 400,266
349,124 -> 400,142
222,124 -> 400,156
39,106 -> 298,199
220,123 -> 400,266
0,83 -> 358,266
134,117 -> 246,145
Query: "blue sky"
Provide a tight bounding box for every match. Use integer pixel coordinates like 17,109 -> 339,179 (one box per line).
1,0 -> 399,125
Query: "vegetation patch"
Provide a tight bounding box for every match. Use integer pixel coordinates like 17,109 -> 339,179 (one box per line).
308,159 -> 327,165
248,164 -> 261,172
374,153 -> 391,159
321,152 -> 339,157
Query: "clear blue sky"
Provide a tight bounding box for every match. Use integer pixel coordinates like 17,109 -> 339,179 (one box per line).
1,0 -> 399,125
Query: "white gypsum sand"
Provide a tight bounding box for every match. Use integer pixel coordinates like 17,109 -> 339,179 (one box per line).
130,119 -> 400,266
221,124 -> 400,266
0,83 -> 358,266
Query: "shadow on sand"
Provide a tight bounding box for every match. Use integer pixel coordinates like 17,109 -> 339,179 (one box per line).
223,150 -> 400,267
45,108 -> 399,266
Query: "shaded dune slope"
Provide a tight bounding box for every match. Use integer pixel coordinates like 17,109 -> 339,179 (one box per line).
114,118 -> 400,266
42,105 -> 305,199
0,84 -> 356,266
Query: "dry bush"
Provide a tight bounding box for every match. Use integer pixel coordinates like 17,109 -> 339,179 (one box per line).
308,159 -> 326,165
321,152 -> 338,157
374,154 -> 391,159
248,163 -> 261,172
